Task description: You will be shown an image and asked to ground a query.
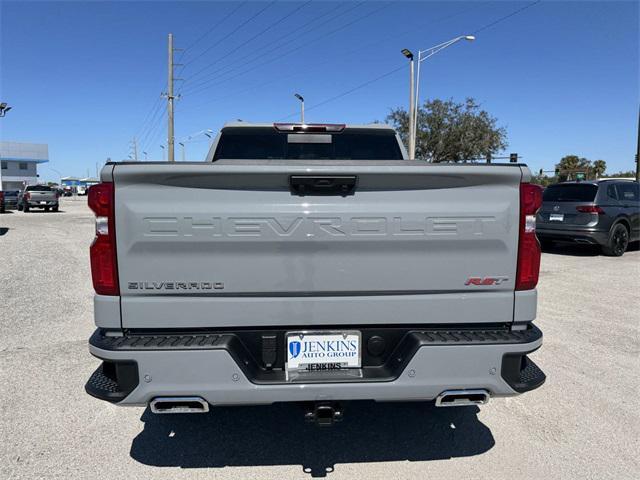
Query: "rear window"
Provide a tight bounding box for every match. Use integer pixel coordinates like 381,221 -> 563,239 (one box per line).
212,127 -> 403,161
543,184 -> 598,202
25,185 -> 52,192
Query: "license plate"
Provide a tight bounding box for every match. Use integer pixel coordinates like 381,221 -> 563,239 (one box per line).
286,331 -> 361,373
549,213 -> 564,221
39,201 -> 47,205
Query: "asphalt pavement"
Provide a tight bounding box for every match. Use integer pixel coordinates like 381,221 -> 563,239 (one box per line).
1,198 -> 638,479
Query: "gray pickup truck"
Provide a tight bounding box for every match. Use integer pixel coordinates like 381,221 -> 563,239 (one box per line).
20,185 -> 59,212
85,122 -> 545,425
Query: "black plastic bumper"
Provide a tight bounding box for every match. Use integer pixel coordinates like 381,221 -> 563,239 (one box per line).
537,228 -> 608,245
88,324 -> 544,392
85,360 -> 139,403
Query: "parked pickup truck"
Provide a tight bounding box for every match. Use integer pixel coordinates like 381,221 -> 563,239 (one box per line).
21,185 -> 59,212
0,190 -> 20,211
85,122 -> 545,425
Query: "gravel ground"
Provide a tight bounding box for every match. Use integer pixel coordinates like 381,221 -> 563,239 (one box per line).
1,198 -> 639,480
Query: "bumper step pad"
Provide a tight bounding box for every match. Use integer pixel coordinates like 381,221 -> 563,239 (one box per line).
85,361 -> 139,403
501,353 -> 545,393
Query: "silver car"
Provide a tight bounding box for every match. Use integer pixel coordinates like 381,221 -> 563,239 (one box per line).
536,179 -> 639,256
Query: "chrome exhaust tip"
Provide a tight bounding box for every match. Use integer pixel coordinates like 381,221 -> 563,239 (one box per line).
435,389 -> 490,407
150,396 -> 209,414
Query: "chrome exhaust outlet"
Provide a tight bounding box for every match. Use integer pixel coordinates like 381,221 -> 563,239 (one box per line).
150,396 -> 209,414
435,389 -> 490,407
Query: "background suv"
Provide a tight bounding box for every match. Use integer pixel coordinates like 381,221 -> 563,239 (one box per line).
537,179 -> 639,256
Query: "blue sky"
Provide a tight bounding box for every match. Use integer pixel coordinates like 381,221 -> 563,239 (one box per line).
1,0 -> 638,181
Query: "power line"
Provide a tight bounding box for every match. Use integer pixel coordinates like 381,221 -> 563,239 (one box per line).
181,1 -> 357,92
182,1 -> 390,97
275,1 -> 543,121
277,63 -> 406,121
134,94 -> 161,137
141,105 -> 167,156
183,0 -> 313,85
181,1 -> 371,95
181,2 -> 488,115
135,93 -> 164,145
181,1 -> 249,55
182,0 -> 278,72
472,0 -> 541,34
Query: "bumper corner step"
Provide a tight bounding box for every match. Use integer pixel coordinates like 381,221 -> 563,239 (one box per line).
85,361 -> 139,403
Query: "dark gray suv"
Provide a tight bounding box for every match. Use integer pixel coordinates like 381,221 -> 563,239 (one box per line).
537,179 -> 639,256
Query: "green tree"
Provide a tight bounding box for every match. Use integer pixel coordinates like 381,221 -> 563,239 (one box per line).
531,174 -> 557,187
556,155 -> 593,180
386,98 -> 507,162
592,160 -> 607,178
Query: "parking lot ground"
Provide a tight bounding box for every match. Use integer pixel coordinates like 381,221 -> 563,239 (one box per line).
1,198 -> 639,480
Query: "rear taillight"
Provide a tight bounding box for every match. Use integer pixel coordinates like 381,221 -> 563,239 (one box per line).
516,183 -> 543,291
24,192 -> 31,201
88,183 -> 119,295
0,192 -> 4,201
576,205 -> 604,214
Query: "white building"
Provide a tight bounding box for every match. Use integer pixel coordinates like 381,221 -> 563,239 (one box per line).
0,142 -> 49,191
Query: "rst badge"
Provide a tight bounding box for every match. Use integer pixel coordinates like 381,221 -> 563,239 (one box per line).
465,276 -> 509,286
286,331 -> 361,373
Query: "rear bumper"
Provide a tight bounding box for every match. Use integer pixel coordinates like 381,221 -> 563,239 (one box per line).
25,200 -> 58,207
537,227 -> 609,245
86,324 -> 544,406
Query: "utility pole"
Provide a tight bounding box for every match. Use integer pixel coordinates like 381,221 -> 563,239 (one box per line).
636,104 -> 639,182
130,137 -> 138,161
167,33 -> 175,162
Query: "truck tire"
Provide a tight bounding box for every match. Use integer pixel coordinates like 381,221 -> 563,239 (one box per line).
602,223 -> 629,257
53,205 -> 59,212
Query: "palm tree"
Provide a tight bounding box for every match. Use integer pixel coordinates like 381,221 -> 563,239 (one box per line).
592,160 -> 606,179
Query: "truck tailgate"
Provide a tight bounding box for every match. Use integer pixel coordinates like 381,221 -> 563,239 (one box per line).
110,162 -> 524,328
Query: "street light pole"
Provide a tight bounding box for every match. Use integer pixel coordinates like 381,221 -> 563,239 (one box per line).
401,49 -> 415,159
0,102 -> 12,117
636,103 -> 640,182
411,35 -> 475,160
167,33 -> 175,162
179,142 -> 185,161
160,145 -> 165,161
294,93 -> 304,124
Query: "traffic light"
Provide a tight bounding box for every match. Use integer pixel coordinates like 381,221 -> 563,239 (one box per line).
509,153 -> 518,163
555,168 -> 560,176
539,169 -> 543,176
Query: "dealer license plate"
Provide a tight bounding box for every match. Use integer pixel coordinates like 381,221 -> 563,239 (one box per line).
286,331 -> 361,373
40,201 -> 47,205
549,213 -> 564,222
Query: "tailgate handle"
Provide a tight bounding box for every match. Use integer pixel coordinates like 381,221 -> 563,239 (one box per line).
289,176 -> 357,196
